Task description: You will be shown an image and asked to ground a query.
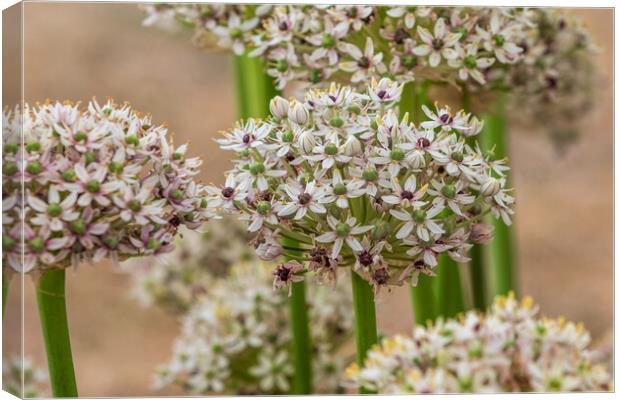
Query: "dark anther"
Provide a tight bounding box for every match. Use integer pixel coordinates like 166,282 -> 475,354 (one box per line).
357,57 -> 370,69
357,250 -> 374,266
401,190 -> 414,200
439,113 -> 453,124
417,137 -> 431,148
275,264 -> 291,282
373,267 -> 390,284
279,21 -> 288,31
377,90 -> 387,99
432,38 -> 444,50
394,28 -> 410,44
242,134 -> 252,144
222,187 -> 235,198
298,193 -> 312,205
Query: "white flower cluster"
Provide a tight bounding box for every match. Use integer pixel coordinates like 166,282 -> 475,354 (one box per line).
206,79 -> 513,291
154,261 -> 353,395
344,294 -> 612,393
121,217 -> 256,313
140,5 -> 596,97
3,355 -> 49,398
2,101 -> 212,273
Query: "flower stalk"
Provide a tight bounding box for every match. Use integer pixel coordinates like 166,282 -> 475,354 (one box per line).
36,269 -> 78,397
480,94 -> 517,297
434,255 -> 465,318
350,270 -> 378,394
288,280 -> 313,394
233,53 -> 279,119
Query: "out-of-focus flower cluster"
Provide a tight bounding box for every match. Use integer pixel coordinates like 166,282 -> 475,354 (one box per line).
121,217 -> 255,313
205,79 -> 513,292
2,356 -> 49,398
344,293 -> 612,393
2,101 -> 211,274
140,5 -> 596,96
152,259 -> 353,394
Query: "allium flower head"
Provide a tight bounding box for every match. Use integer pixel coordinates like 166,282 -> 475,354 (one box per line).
153,261 -> 354,395
344,294 -> 612,393
207,79 -> 514,292
2,100 -> 212,274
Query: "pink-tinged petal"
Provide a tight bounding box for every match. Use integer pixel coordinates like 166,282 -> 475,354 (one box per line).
416,26 -> 433,44
89,223 -> 109,235
294,207 -> 307,220
74,163 -> 89,183
434,18 -> 446,38
345,237 -> 363,252
412,44 -> 431,56
331,238 -> 344,259
396,221 -> 414,239
77,193 -> 92,207
389,209 -> 411,221
47,237 -> 68,250
429,52 -> 441,67
27,196 -> 48,212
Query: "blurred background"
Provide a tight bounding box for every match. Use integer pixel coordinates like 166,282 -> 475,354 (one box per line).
2,3 -> 613,397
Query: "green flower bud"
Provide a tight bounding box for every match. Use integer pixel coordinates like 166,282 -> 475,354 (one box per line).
171,189 -> 183,200
370,120 -> 378,130
85,151 -> 97,164
62,170 -> 76,182
362,167 -> 379,182
441,184 -> 456,199
147,238 -> 162,250
412,209 -> 426,223
402,54 -> 417,69
3,162 -> 17,176
324,143 -> 338,155
3,235 -> 16,251
200,198 -> 208,208
275,59 -> 288,72
347,106 -> 361,114
26,142 -> 41,152
69,219 -> 86,234
390,149 -> 405,161
371,220 -> 391,241
333,183 -> 347,195
26,161 -> 42,175
451,151 -> 464,162
3,143 -> 18,154
86,179 -> 100,193
463,55 -> 477,69
256,201 -> 271,215
493,34 -> 505,47
102,235 -> 118,249
230,27 -> 243,39
108,161 -> 124,174
125,135 -> 139,146
128,199 -> 142,212
468,346 -> 482,359
240,149 -> 250,158
249,162 -> 265,175
281,131 -> 294,143
321,34 -> 336,48
309,69 -> 321,84
172,152 -> 183,160
47,203 -> 62,217
336,222 -> 351,237
74,131 -> 88,142
330,117 -> 344,128
28,237 -> 45,253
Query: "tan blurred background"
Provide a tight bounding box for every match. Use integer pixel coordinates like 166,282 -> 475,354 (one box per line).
2,4 -> 613,397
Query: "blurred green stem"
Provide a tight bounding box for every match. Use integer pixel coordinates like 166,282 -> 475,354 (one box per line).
2,273 -> 8,319
480,94 -> 517,297
37,269 -> 78,397
350,271 -> 378,394
434,255 -> 466,318
233,53 -> 278,119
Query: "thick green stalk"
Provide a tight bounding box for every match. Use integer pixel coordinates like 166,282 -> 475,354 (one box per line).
434,255 -> 465,318
233,53 -> 278,119
480,95 -> 517,297
288,280 -> 312,394
36,269 -> 78,397
462,87 -> 488,310
350,271 -> 378,394
409,274 -> 437,325
281,237 -> 312,394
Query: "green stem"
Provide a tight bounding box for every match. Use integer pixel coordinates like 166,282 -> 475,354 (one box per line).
468,243 -> 487,310
434,255 -> 466,318
480,94 -> 517,297
288,281 -> 312,394
409,274 -> 437,325
282,237 -> 312,394
233,53 -> 279,119
350,271 -> 378,394
36,269 -> 78,397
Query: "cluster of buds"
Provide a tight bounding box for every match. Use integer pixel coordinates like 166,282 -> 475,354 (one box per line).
3,355 -> 49,398
140,5 -> 596,95
344,294 -> 612,393
154,262 -> 353,395
206,79 -> 513,292
121,217 -> 257,313
2,101 -> 212,274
